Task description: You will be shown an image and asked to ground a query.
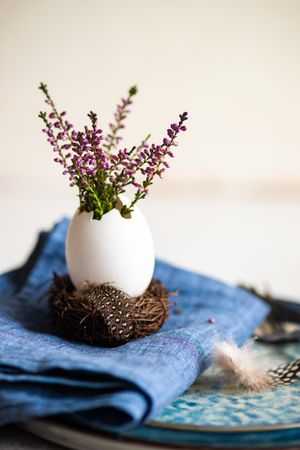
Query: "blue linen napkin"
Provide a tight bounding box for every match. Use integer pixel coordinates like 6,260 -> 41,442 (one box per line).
0,219 -> 269,430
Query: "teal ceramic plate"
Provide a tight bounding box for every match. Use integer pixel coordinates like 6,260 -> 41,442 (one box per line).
151,342 -> 300,432
22,343 -> 300,449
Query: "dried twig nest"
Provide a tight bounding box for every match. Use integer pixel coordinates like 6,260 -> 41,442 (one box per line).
49,274 -> 172,346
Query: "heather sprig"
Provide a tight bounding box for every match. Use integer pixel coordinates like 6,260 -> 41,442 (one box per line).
104,85 -> 138,153
39,83 -> 188,220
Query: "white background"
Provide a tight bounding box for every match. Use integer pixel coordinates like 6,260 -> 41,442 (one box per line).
1,0 -> 300,299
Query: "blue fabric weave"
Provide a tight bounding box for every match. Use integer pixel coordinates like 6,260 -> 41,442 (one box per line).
0,219 -> 269,429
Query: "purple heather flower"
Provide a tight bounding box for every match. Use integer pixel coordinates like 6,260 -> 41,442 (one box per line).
39,82 -> 188,218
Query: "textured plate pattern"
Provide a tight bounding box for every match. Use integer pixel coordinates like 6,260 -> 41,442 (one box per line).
154,342 -> 300,428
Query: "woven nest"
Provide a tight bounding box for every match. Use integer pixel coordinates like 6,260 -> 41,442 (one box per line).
49,274 -> 172,346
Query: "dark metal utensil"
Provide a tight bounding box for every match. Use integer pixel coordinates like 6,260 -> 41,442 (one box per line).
238,284 -> 300,344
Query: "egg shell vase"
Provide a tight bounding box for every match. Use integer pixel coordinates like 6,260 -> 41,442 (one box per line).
66,205 -> 155,298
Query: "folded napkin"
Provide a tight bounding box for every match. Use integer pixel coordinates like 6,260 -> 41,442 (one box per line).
0,219 -> 269,430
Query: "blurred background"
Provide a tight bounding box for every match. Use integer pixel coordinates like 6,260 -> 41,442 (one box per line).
1,0 -> 300,298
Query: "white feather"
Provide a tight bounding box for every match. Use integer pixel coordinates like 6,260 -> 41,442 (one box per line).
214,341 -> 272,392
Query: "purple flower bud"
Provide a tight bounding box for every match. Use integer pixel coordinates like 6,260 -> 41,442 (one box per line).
163,138 -> 170,146
49,112 -> 56,119
171,123 -> 179,132
180,112 -> 188,121
54,122 -> 61,129
167,129 -> 174,138
180,126 -> 187,131
133,181 -> 142,188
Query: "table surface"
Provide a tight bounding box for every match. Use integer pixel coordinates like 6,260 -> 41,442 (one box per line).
1,185 -> 300,448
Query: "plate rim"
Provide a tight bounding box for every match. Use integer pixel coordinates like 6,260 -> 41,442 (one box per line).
148,419 -> 300,433
20,417 -> 300,450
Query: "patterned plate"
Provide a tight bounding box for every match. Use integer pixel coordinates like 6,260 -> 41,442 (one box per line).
151,342 -> 300,431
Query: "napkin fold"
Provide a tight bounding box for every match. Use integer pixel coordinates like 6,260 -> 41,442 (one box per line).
0,219 -> 269,430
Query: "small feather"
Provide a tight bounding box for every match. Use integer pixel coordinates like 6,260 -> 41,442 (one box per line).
269,358 -> 300,386
214,341 -> 272,392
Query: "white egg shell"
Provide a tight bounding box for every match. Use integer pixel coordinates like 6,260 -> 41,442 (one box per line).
66,205 -> 155,297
